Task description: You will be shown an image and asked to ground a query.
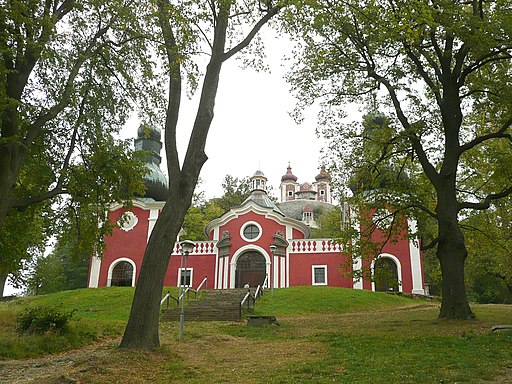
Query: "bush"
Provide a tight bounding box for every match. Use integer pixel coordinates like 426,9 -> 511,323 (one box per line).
16,306 -> 75,335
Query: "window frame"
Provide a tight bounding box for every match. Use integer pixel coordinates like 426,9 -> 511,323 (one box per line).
240,221 -> 262,242
312,265 -> 328,286
177,267 -> 193,287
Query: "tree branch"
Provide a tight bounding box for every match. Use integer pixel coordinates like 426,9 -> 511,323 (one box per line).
222,5 -> 282,62
458,116 -> 512,153
459,185 -> 512,211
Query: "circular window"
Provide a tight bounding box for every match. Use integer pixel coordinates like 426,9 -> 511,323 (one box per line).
241,222 -> 262,242
118,211 -> 138,231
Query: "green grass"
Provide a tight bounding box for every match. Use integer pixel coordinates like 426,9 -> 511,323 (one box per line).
1,287 -> 511,384
0,286 -> 182,359
252,286 -> 418,315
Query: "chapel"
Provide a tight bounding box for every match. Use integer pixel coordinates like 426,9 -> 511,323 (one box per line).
87,125 -> 425,294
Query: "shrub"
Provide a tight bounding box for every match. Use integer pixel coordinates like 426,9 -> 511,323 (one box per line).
16,306 -> 75,335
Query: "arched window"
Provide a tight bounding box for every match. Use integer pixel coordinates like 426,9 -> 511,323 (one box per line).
111,261 -> 134,287
373,257 -> 399,292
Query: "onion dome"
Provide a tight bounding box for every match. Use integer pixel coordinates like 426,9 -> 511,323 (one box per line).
137,123 -> 162,141
281,163 -> 298,182
315,166 -> 330,182
134,123 -> 169,201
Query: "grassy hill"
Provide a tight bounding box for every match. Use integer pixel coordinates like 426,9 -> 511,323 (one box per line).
0,287 -> 511,383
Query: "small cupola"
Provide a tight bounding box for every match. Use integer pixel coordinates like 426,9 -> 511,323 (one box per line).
251,170 -> 267,191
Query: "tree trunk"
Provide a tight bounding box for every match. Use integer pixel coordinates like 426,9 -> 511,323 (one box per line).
119,193 -> 190,349
0,141 -> 20,230
0,274 -> 7,297
436,212 -> 474,320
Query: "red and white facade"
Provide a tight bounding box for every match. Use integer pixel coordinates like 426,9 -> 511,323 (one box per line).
88,169 -> 425,294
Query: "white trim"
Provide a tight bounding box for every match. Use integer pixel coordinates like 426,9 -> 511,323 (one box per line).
312,265 -> 328,285
204,201 -> 310,239
370,253 -> 403,293
88,255 -> 102,288
240,221 -> 263,242
352,257 -> 363,290
351,206 -> 363,289
223,257 -> 229,289
177,267 -> 194,288
229,245 -> 271,289
110,199 -> 165,211
147,209 -> 159,242
280,257 -> 286,288
408,218 -> 425,295
216,257 -> 223,289
107,258 -> 136,287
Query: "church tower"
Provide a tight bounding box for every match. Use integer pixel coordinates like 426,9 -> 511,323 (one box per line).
134,123 -> 169,201
280,163 -> 299,202
313,167 -> 331,203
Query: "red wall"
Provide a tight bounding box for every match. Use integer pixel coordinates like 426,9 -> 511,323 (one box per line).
289,253 -> 353,288
164,254 -> 216,288
98,207 -> 149,286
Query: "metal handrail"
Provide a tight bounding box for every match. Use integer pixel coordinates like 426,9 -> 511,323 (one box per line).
161,291 -> 179,308
239,277 -> 268,320
179,286 -> 191,301
160,292 -> 171,306
262,274 -> 269,289
240,291 -> 252,307
195,276 -> 208,292
160,276 -> 208,309
254,284 -> 263,298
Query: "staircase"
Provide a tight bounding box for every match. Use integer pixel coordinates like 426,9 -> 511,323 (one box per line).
161,289 -> 252,322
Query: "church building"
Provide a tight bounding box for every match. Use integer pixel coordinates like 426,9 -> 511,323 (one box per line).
87,125 -> 425,294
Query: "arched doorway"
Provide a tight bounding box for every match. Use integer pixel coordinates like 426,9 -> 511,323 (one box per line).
111,261 -> 134,287
373,257 -> 399,292
235,251 -> 266,288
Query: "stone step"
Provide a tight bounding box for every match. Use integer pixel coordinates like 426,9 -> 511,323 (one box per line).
160,288 -> 255,322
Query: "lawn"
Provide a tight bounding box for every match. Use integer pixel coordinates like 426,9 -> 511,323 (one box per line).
0,287 -> 511,383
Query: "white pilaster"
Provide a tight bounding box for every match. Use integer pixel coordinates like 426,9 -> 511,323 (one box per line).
147,209 -> 159,242
88,256 -> 102,288
352,257 -> 363,290
408,218 -> 425,295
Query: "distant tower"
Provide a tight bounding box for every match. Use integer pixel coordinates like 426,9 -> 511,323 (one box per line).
280,163 -> 299,202
313,167 -> 331,203
134,123 -> 169,201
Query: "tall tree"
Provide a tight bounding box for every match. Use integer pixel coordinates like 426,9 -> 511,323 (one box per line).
0,0 -> 152,294
285,0 -> 512,319
120,1 -> 283,349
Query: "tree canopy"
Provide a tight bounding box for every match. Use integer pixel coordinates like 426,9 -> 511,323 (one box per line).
0,0 -> 154,294
285,0 -> 512,319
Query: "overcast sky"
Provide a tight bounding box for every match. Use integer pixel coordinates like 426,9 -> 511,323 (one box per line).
122,28 -> 332,201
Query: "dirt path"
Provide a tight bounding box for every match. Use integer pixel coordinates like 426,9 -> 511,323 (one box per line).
0,338 -> 119,384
